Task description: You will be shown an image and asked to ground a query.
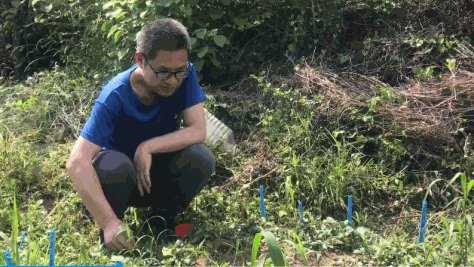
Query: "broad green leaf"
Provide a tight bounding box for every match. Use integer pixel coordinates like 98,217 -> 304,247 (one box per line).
101,21 -> 109,32
114,31 -> 123,43
196,29 -> 206,39
11,1 -> 22,7
210,57 -> 220,67
114,11 -> 126,20
221,0 -> 231,4
187,0 -> 199,6
234,17 -> 248,26
467,180 -> 474,195
111,8 -> 123,18
118,49 -> 128,60
40,4 -> 53,13
165,0 -> 174,7
162,247 -> 172,257
213,35 -> 227,48
194,59 -> 205,72
197,46 -> 208,58
181,6 -> 192,16
140,11 -> 147,18
209,9 -> 224,20
190,37 -> 197,46
447,58 -> 456,73
108,25 -> 118,38
446,40 -> 454,49
103,1 -> 114,9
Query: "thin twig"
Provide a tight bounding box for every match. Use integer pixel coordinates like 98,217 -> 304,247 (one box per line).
238,167 -> 279,194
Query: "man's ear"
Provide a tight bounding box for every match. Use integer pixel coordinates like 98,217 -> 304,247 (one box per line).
135,52 -> 145,69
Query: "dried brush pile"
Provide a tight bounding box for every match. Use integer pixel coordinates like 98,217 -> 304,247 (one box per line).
293,42 -> 474,171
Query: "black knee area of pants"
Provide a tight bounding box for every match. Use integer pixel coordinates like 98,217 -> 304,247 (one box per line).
93,150 -> 136,221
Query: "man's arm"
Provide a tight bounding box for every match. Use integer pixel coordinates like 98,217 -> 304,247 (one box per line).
66,137 -> 120,230
140,102 -> 207,154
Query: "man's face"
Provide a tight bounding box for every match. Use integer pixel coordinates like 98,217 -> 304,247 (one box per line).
139,49 -> 188,98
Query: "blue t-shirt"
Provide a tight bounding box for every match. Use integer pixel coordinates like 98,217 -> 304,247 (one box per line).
80,62 -> 206,161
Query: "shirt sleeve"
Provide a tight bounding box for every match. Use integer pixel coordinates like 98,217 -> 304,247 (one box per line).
183,63 -> 206,109
79,102 -> 116,148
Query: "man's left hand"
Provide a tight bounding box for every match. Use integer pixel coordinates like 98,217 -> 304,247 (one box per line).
134,143 -> 152,197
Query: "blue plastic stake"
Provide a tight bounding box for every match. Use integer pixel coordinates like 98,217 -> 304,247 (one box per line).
18,231 -> 26,251
3,249 -> 14,266
49,229 -> 55,266
298,200 -> 303,223
347,195 -> 352,224
260,185 -> 265,218
419,201 -> 427,244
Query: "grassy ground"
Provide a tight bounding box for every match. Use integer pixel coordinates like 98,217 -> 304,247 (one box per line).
0,58 -> 473,266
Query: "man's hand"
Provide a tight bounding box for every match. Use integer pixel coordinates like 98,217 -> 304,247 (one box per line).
134,143 -> 152,197
103,219 -> 136,251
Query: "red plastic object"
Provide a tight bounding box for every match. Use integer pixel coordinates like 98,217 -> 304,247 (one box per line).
175,224 -> 193,237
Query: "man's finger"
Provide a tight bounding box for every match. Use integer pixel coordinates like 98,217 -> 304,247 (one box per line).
146,171 -> 151,190
146,172 -> 151,194
140,171 -> 150,194
138,181 -> 144,197
106,243 -> 118,251
118,233 -> 134,250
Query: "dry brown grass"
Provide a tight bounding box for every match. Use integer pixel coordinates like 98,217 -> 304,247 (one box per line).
287,42 -> 474,164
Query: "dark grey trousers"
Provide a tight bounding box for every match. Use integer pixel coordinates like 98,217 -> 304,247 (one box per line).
92,142 -> 215,224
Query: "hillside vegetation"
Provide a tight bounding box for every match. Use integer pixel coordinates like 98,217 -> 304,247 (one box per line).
1,0 -> 474,266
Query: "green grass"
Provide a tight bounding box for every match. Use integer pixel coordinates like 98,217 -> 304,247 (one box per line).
0,61 -> 473,266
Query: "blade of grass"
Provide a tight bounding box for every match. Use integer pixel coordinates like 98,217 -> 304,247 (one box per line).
282,230 -> 309,266
260,231 -> 286,267
251,233 -> 263,266
12,180 -> 19,265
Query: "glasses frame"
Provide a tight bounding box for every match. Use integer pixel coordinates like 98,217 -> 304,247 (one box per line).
145,59 -> 190,81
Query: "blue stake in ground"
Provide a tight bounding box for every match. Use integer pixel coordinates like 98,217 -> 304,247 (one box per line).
347,195 -> 353,225
50,229 -> 55,266
260,185 -> 265,218
19,231 -> 26,251
3,249 -> 14,266
298,200 -> 303,223
419,201 -> 427,244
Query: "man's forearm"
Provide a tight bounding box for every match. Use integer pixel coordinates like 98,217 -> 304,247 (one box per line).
142,126 -> 206,154
67,162 -> 120,230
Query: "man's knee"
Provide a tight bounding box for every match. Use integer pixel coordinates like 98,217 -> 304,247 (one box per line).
92,150 -> 136,185
170,143 -> 215,176
186,143 -> 216,176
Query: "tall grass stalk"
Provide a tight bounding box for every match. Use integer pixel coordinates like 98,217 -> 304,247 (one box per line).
12,180 -> 19,265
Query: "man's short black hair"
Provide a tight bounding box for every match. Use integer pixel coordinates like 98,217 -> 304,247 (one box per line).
136,18 -> 191,61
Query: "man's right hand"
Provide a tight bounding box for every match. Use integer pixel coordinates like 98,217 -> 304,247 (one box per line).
103,219 -> 136,251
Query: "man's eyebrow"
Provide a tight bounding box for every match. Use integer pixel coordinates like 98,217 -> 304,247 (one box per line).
156,65 -> 188,71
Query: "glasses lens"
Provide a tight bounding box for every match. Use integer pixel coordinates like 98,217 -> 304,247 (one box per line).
156,73 -> 171,80
156,71 -> 189,80
177,71 -> 190,79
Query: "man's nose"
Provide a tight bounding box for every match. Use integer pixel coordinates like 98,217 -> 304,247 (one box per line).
166,75 -> 179,85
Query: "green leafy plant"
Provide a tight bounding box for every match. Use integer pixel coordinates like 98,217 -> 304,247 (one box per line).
250,230 -> 286,267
